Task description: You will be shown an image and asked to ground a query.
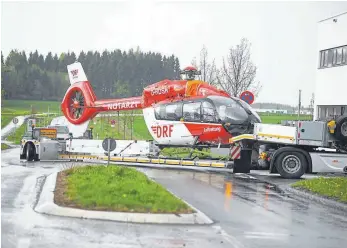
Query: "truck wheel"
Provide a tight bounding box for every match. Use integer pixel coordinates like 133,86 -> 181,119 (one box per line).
335,115 -> 347,142
26,143 -> 35,162
275,151 -> 307,179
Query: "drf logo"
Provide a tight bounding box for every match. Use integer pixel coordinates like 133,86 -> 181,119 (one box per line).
151,125 -> 173,138
70,69 -> 78,78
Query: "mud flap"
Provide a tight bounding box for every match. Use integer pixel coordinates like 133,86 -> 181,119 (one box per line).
233,148 -> 252,173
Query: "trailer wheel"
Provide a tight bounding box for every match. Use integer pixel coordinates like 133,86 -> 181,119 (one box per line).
275,151 -> 307,179
26,143 -> 35,162
335,115 -> 347,142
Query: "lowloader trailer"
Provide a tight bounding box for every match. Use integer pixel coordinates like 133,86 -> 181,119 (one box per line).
229,116 -> 347,179
20,116 -> 347,179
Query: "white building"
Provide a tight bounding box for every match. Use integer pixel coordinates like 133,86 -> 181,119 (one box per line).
253,108 -> 288,114
314,12 -> 347,121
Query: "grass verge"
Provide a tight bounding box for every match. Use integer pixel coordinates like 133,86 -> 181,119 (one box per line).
1,114 -> 15,128
54,165 -> 194,214
6,115 -> 55,144
1,143 -> 10,150
292,177 -> 347,203
6,124 -> 26,145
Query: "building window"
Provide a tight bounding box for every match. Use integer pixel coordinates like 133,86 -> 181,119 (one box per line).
319,45 -> 347,68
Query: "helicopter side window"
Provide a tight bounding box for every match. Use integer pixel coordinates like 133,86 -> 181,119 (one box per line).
202,101 -> 217,123
165,103 -> 182,120
154,105 -> 164,120
154,103 -> 182,121
183,102 -> 201,122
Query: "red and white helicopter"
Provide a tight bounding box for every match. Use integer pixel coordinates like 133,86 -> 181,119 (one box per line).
61,62 -> 261,148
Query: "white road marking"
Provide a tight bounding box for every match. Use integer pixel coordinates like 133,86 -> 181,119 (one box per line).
243,231 -> 289,240
212,225 -> 246,248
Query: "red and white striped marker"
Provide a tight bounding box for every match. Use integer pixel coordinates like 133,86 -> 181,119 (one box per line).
230,146 -> 241,160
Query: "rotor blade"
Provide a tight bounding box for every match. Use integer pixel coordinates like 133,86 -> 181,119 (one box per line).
75,91 -> 81,99
76,108 -> 82,118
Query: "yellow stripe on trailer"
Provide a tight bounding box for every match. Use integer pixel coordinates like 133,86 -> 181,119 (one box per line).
166,160 -> 181,165
182,161 -> 195,166
111,157 -> 123,161
257,132 -> 294,140
211,162 -> 225,168
151,159 -> 160,163
137,158 -> 150,163
85,155 -> 98,159
229,134 -> 254,143
196,162 -> 211,167
123,157 -> 137,162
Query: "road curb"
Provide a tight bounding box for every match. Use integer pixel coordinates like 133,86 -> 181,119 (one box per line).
285,186 -> 347,212
34,172 -> 213,225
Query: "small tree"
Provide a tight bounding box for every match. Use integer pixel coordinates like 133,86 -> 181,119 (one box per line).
217,38 -> 261,97
191,45 -> 218,85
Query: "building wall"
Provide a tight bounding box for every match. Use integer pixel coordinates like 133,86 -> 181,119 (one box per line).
314,12 -> 347,120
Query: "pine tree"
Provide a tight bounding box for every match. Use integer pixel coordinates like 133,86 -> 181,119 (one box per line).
1,48 -> 181,100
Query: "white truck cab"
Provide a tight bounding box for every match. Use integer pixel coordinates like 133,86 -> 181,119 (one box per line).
47,125 -> 70,140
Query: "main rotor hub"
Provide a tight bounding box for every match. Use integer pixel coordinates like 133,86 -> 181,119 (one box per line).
180,66 -> 201,81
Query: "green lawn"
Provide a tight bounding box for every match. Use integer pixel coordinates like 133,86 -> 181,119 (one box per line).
89,116 -> 124,140
292,177 -> 347,203
1,143 -> 10,150
2,100 -> 60,114
260,114 -> 312,124
1,99 -> 60,128
57,165 -> 193,213
89,114 -> 152,140
128,116 -> 152,140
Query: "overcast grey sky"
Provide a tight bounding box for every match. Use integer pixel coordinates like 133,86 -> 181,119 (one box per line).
2,0 -> 347,106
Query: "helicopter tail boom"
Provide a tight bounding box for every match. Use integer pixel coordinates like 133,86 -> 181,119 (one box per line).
61,62 -> 143,125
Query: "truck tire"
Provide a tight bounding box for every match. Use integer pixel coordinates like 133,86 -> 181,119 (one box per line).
275,151 -> 307,179
335,115 -> 347,142
26,143 -> 35,162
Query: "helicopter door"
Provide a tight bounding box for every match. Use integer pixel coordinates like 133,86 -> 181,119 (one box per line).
152,102 -> 193,145
201,101 -> 218,123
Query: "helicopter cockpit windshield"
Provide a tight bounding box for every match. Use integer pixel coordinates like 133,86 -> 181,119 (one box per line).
208,96 -> 249,124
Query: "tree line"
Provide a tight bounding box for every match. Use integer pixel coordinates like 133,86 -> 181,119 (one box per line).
1,48 -> 181,101
2,38 -> 262,103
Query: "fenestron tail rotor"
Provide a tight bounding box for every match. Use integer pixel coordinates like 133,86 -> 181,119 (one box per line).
69,89 -> 86,120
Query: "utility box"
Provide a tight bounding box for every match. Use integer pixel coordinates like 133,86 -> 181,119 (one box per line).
39,139 -> 61,160
296,121 -> 327,147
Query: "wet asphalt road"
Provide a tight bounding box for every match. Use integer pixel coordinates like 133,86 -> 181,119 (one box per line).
2,148 -> 347,248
